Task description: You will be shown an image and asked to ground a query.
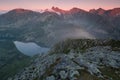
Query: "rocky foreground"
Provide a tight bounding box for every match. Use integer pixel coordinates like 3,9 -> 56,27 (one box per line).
9,39 -> 120,80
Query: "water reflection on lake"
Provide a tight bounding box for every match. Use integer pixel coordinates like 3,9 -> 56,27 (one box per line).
14,41 -> 49,56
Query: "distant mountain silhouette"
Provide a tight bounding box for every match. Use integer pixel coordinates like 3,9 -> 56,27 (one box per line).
0,7 -> 120,46
89,8 -> 120,17
52,6 -> 87,14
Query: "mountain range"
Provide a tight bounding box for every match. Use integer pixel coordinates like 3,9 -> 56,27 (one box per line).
0,7 -> 120,80
0,7 -> 120,47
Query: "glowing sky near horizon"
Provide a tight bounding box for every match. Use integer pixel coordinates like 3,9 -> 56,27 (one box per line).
0,0 -> 120,10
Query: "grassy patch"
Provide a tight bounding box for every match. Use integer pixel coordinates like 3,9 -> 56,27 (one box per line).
78,69 -> 103,80
100,67 -> 120,80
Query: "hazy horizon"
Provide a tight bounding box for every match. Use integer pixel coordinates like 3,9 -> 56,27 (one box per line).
0,0 -> 120,11
0,7 -> 120,12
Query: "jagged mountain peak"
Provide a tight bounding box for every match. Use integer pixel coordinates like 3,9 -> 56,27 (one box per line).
106,8 -> 120,17
52,6 -> 67,14
97,8 -> 105,11
89,8 -> 106,15
69,7 -> 87,13
52,7 -> 87,14
89,8 -> 120,17
97,8 -> 106,14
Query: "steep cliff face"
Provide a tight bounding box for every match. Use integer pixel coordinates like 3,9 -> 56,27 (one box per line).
10,39 -> 120,80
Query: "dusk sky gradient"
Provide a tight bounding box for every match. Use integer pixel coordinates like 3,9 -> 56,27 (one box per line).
0,0 -> 120,11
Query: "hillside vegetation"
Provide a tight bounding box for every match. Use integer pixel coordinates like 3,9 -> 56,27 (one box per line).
0,41 -> 31,80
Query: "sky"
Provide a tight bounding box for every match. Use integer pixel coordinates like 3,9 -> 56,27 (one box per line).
0,0 -> 120,11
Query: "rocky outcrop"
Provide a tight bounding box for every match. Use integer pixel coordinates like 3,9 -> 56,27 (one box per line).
11,44 -> 120,80
51,39 -> 120,54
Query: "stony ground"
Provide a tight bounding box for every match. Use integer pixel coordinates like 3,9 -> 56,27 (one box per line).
9,45 -> 120,80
